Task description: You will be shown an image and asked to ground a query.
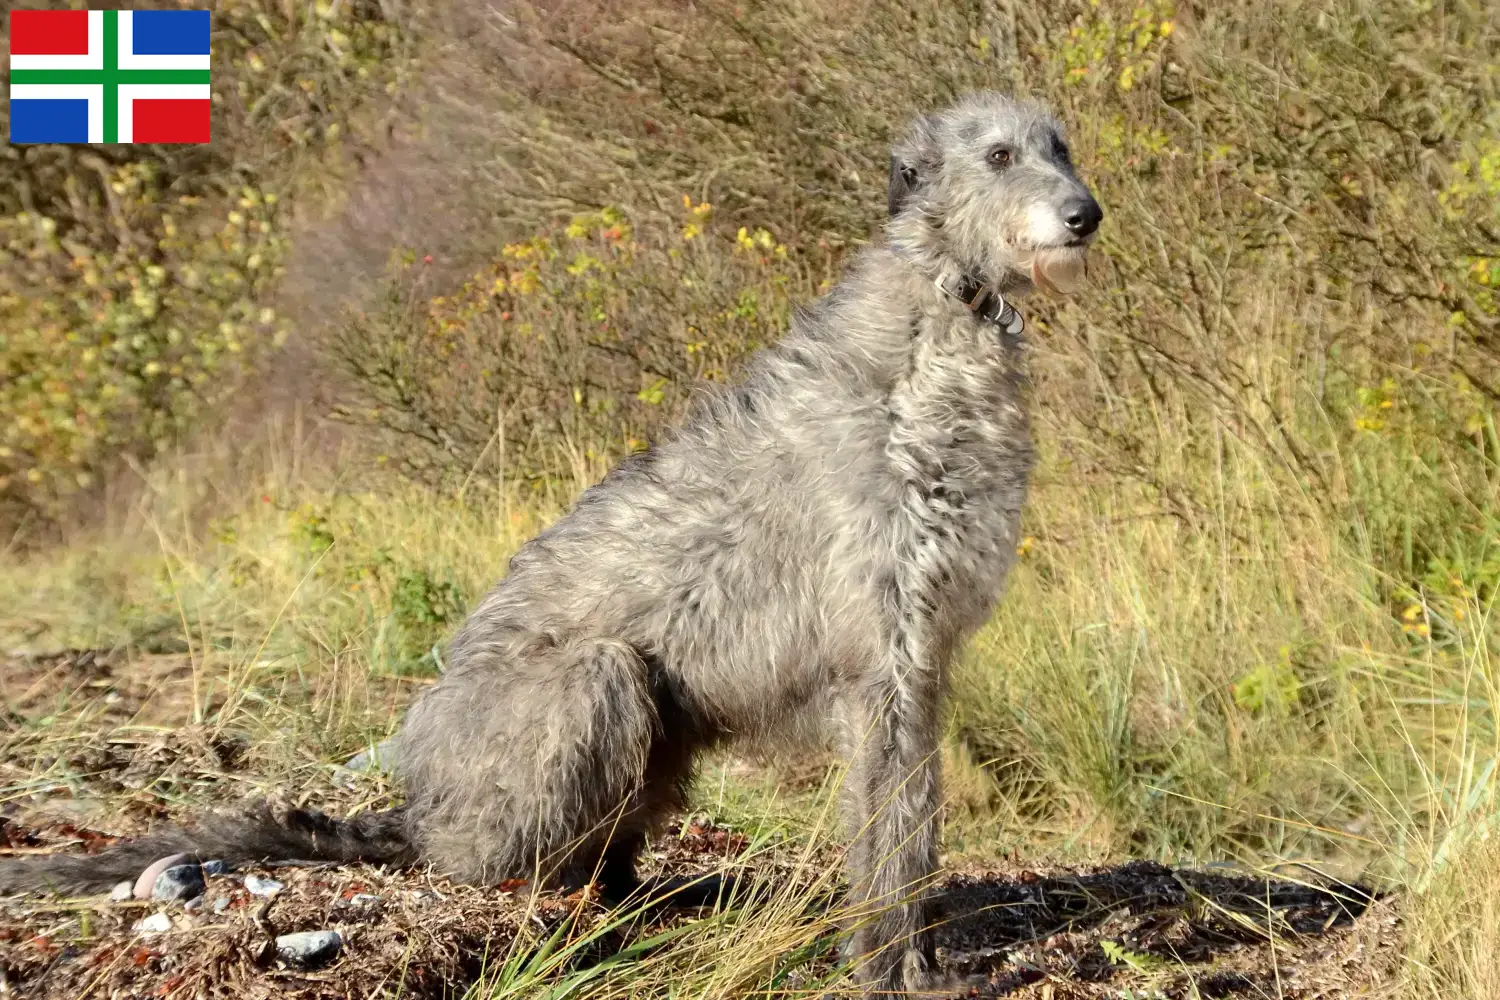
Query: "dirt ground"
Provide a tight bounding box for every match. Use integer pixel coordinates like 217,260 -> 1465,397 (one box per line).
1,650 -> 1406,998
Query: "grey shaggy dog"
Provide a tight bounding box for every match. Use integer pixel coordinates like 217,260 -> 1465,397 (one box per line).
0,92 -> 1102,993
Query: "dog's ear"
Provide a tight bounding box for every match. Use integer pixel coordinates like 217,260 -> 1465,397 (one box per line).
887,155 -> 921,217
887,114 -> 940,218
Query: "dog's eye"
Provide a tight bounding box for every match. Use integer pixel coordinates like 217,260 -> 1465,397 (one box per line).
987,147 -> 1012,168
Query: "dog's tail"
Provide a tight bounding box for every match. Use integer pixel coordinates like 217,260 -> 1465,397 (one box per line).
0,801 -> 417,895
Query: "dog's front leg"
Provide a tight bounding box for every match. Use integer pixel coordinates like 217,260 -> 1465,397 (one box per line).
840,655 -> 945,995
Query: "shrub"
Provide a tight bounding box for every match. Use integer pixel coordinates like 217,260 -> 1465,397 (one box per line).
0,176 -> 288,519
0,0 -> 413,532
384,567 -> 467,674
324,201 -> 821,485
317,0 -> 1497,592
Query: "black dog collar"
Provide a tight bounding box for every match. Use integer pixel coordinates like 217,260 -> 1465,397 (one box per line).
934,271 -> 1024,336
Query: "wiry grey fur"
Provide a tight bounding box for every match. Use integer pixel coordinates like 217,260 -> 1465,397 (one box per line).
0,92 -> 1101,994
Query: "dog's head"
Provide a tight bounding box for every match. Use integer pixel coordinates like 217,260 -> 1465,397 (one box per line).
887,92 -> 1102,296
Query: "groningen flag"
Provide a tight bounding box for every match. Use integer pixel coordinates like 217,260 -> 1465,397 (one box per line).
9,9 -> 211,144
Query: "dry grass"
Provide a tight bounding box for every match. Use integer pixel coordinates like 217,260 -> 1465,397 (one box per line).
1404,834 -> 1500,999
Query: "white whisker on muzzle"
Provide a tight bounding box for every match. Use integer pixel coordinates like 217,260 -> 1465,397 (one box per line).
1024,203 -> 1072,248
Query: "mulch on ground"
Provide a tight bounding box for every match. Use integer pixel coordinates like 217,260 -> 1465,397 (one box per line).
1,649 -> 1405,998
932,859 -> 1402,998
1,825 -> 1405,999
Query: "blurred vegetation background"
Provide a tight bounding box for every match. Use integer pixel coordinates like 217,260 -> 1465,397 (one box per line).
2,0 -> 1498,993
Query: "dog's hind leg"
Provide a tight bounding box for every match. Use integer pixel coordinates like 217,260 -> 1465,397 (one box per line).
588,830 -> 734,910
588,719 -> 732,911
401,636 -> 666,887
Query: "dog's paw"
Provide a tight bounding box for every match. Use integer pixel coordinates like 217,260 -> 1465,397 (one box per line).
916,971 -> 994,999
881,948 -> 988,999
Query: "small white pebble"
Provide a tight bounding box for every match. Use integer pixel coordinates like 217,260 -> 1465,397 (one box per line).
213,897 -> 232,914
134,912 -> 172,935
109,880 -> 134,902
334,738 -> 399,788
244,874 -> 285,896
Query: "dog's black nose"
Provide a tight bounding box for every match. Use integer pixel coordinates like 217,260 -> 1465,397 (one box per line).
1062,197 -> 1103,238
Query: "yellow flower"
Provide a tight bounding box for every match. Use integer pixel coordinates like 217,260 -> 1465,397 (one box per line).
1016,536 -> 1036,557
565,253 -> 598,276
682,223 -> 703,241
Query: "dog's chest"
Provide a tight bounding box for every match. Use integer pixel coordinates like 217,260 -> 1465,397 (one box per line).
884,312 -> 1035,626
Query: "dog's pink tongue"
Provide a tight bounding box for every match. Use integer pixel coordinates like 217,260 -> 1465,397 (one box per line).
1031,251 -> 1087,295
